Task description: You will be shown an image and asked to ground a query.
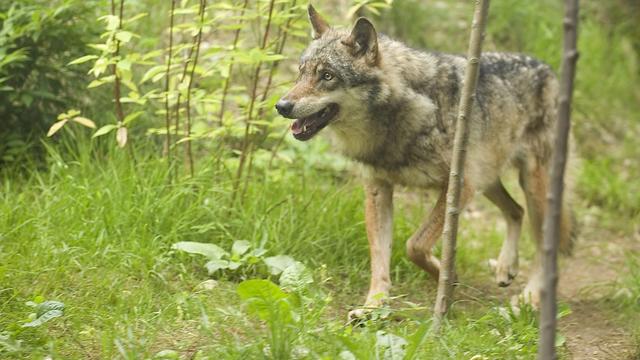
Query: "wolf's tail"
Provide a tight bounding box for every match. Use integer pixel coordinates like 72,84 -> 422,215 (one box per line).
558,142 -> 578,256
559,191 -> 577,256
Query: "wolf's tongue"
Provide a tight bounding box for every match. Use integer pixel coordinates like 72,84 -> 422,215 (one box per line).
291,119 -> 304,135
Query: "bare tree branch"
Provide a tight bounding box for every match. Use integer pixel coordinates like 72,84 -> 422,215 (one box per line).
432,0 -> 490,331
538,0 -> 580,358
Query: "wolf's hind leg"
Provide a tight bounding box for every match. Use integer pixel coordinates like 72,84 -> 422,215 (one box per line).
406,181 -> 474,281
406,189 -> 446,280
484,180 -> 524,287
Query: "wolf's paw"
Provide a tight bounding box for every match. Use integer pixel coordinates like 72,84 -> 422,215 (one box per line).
346,293 -> 389,325
510,285 -> 541,310
489,257 -> 518,287
347,305 -> 392,326
347,307 -> 372,324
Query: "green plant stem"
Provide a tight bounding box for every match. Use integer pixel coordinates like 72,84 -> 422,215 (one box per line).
217,0 -> 249,127
111,0 -> 125,125
184,0 -> 206,178
163,0 -> 176,171
241,0 -> 295,201
173,7 -> 199,179
259,1 -> 296,107
263,2 -> 299,170
231,0 -> 275,206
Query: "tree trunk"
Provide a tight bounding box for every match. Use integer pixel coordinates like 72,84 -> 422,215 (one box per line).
432,0 -> 490,331
538,0 -> 579,359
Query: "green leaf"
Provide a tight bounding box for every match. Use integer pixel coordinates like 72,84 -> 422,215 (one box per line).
100,15 -> 120,31
263,255 -> 296,275
142,49 -> 163,61
68,55 -> 99,66
117,58 -> 132,72
205,259 -> 231,275
172,241 -> 227,259
71,117 -> 96,129
22,301 -> 65,328
403,323 -> 430,360
279,261 -> 313,291
116,127 -> 128,148
88,76 -> 115,89
58,109 -> 80,120
252,248 -> 267,257
153,349 -> 179,359
123,111 -> 145,125
36,301 -> 65,317
92,124 -> 118,138
47,120 -> 68,137
231,240 -> 251,257
115,31 -> 134,43
375,331 -> 407,360
557,303 -> 572,319
88,43 -> 110,52
237,279 -> 290,322
140,65 -> 166,84
125,13 -> 148,24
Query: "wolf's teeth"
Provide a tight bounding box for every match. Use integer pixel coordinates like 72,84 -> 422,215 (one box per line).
303,125 -> 307,132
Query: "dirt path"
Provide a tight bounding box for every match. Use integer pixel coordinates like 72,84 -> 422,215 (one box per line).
462,199 -> 639,359
556,222 -> 638,359
398,194 -> 638,358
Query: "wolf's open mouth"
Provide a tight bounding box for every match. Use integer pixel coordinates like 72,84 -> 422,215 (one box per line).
291,104 -> 339,141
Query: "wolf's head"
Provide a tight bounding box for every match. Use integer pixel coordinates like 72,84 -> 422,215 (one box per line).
276,5 -> 383,141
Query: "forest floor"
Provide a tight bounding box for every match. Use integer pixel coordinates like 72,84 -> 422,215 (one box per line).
1,158 -> 638,359
469,199 -> 640,360
557,223 -> 639,359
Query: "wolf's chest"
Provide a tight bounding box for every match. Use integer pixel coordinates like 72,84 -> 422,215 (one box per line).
370,164 -> 446,189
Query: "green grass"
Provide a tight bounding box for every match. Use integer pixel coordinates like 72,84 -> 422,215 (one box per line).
0,138 -> 552,359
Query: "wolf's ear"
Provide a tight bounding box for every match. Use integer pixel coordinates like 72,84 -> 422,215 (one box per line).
342,17 -> 379,66
308,4 -> 329,39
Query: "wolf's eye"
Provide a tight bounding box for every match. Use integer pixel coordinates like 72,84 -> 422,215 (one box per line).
321,72 -> 334,81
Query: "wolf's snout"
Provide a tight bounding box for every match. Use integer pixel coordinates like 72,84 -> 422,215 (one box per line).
275,100 -> 294,118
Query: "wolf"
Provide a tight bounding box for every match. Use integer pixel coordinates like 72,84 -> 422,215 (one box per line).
276,5 -> 574,316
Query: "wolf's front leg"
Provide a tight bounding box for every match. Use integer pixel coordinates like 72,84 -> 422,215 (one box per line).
362,179 -> 394,307
349,180 -> 393,321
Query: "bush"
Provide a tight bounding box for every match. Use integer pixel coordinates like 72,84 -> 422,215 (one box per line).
0,0 -> 101,163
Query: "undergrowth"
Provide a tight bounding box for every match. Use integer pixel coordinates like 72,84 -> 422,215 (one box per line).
1,138 -> 550,359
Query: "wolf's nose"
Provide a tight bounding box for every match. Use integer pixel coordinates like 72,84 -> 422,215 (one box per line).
275,100 -> 294,117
